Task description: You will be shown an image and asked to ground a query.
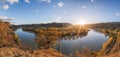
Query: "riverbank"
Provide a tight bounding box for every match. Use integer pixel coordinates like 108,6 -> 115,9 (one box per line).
0,21 -> 66,57
86,23 -> 120,57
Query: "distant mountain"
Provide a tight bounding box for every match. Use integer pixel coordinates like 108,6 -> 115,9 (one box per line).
88,22 -> 120,30
13,22 -> 72,28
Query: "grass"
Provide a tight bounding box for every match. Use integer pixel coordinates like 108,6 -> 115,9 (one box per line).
0,21 -> 20,47
0,47 -> 67,57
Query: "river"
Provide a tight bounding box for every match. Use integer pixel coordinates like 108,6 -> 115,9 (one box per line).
15,29 -> 108,55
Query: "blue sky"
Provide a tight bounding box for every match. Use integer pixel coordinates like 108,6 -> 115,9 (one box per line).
0,0 -> 120,24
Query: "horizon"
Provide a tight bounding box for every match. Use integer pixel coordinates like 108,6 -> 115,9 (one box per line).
0,0 -> 120,25
12,21 -> 118,25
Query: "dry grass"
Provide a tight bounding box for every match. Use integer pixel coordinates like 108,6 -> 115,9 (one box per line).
0,21 -> 20,47
0,47 -> 67,57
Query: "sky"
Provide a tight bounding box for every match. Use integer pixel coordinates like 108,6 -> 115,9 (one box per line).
0,0 -> 120,25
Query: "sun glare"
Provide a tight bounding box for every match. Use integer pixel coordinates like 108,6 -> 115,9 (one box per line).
78,20 -> 86,25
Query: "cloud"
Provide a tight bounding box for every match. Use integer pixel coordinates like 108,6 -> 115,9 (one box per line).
0,0 -> 19,4
57,16 -> 62,19
58,2 -> 64,7
82,6 -> 86,9
91,0 -> 96,2
25,0 -> 30,3
0,16 -> 8,19
41,0 -> 51,3
53,15 -> 62,21
1,4 -> 9,10
7,0 -> 19,4
0,0 -> 19,10
55,17 -> 62,21
0,16 -> 15,21
115,13 -> 120,16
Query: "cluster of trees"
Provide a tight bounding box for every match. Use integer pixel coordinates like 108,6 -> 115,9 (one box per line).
23,25 -> 90,49
23,25 -> 89,37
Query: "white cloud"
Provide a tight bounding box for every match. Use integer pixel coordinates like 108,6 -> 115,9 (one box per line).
0,0 -> 19,10
0,16 -> 15,21
53,15 -> 62,21
47,0 -> 50,3
25,0 -> 30,3
115,13 -> 120,16
91,0 -> 96,2
1,4 -> 9,10
41,0 -> 51,3
82,6 -> 86,9
58,2 -> 64,7
0,16 -> 8,19
57,16 -> 62,19
7,0 -> 19,4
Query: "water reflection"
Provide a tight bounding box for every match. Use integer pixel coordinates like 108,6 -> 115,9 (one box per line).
34,29 -> 89,49
35,35 -> 58,49
60,31 -> 88,41
56,29 -> 108,55
15,29 -> 108,55
14,29 -> 37,49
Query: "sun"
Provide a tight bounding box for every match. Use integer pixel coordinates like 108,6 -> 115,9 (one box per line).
78,20 -> 86,25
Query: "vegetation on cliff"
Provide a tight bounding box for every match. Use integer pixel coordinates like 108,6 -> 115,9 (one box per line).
0,21 -> 66,57
0,21 -> 20,47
